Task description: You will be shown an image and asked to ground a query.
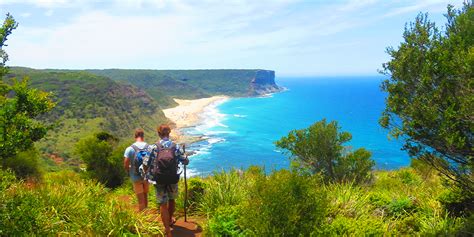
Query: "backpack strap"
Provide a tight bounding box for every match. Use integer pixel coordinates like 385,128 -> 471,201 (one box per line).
131,144 -> 148,152
131,145 -> 140,154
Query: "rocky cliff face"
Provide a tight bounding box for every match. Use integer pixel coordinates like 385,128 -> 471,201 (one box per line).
250,70 -> 282,95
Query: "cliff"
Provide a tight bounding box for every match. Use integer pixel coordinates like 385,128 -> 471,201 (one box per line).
250,70 -> 282,95
87,69 -> 283,106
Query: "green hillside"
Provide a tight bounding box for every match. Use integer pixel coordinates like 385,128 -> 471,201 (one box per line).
6,67 -> 280,166
7,68 -> 168,164
87,69 -> 278,108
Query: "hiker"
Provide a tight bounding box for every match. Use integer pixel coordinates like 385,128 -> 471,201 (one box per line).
143,124 -> 189,237
123,128 -> 149,211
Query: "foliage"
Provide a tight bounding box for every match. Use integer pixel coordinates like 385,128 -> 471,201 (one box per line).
195,167 -> 471,236
206,206 -> 243,237
0,77 -> 55,160
199,169 -> 248,215
6,68 -> 168,161
0,13 -> 17,78
380,3 -> 474,194
75,132 -> 127,188
0,15 -> 55,179
275,119 -> 375,184
239,169 -> 327,236
2,148 -> 42,180
0,169 -> 161,236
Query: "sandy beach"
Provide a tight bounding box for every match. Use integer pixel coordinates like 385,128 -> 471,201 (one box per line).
163,96 -> 229,142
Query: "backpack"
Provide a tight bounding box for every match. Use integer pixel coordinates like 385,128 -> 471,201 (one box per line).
150,142 -> 179,184
131,144 -> 148,177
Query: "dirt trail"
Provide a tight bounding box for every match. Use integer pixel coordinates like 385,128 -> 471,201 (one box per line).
171,219 -> 203,237
119,195 -> 204,237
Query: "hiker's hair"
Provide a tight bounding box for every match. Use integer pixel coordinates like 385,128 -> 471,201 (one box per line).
134,128 -> 145,139
157,124 -> 171,138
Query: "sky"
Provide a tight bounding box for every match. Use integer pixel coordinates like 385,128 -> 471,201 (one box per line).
0,0 -> 466,76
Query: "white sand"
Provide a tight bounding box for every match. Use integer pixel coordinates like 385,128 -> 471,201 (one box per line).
163,96 -> 229,129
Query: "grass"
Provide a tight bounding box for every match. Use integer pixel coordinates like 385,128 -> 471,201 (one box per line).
1,166 -> 472,236
0,169 -> 163,236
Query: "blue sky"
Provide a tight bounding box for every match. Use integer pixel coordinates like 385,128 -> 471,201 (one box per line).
0,0 -> 465,76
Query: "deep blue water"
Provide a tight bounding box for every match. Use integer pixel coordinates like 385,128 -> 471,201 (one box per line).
184,76 -> 410,176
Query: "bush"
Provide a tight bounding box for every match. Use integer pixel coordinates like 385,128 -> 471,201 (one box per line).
0,170 -> 161,235
206,206 -> 244,236
75,132 -> 126,188
199,169 -> 248,215
239,170 -> 328,236
1,148 -> 43,180
276,119 -> 375,184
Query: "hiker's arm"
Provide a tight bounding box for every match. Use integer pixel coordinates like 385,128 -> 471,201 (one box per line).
124,157 -> 130,174
123,147 -> 131,174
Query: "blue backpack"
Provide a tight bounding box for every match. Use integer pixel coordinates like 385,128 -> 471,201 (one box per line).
131,144 -> 148,177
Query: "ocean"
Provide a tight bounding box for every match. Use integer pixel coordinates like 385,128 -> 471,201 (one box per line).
184,76 -> 410,176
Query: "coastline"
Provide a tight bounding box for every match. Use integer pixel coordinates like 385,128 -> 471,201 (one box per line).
162,95 -> 229,144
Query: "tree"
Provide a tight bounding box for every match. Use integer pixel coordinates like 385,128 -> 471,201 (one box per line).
275,119 -> 374,184
0,14 -> 55,177
0,13 -> 17,79
75,132 -> 127,188
380,3 -> 473,194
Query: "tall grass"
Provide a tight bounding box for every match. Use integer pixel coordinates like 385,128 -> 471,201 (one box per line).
180,167 -> 471,236
0,169 -> 162,236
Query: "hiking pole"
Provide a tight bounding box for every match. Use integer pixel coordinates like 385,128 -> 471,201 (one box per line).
183,144 -> 188,222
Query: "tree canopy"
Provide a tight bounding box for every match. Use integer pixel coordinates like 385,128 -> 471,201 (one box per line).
380,3 -> 473,193
276,119 -> 374,184
0,14 -> 55,177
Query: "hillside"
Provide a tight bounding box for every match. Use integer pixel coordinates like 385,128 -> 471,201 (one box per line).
7,68 -> 168,164
87,69 -> 281,108
6,67 -> 281,165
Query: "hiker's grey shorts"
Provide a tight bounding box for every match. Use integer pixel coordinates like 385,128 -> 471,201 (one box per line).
154,183 -> 178,204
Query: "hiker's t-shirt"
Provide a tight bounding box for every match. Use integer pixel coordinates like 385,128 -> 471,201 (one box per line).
124,141 -> 148,182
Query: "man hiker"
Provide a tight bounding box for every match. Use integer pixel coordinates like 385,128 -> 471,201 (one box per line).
123,128 -> 149,211
144,124 -> 189,237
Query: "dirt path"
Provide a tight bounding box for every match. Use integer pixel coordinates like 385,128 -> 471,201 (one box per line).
119,195 -> 204,237
171,219 -> 203,237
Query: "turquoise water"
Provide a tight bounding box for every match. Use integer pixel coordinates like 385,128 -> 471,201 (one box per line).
184,76 -> 410,176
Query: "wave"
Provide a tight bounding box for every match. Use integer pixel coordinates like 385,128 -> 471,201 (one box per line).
183,98 -> 232,162
233,114 -> 247,118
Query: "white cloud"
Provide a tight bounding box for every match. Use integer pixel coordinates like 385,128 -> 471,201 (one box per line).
44,9 -> 53,16
4,0 -> 465,75
20,12 -> 31,17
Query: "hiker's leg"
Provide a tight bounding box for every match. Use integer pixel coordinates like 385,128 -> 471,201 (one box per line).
168,199 -> 175,223
133,181 -> 146,211
143,181 -> 149,208
168,184 -> 178,223
160,203 -> 171,236
156,184 -> 171,236
137,193 -> 146,211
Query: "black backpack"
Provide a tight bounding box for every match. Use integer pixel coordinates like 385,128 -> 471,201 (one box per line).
150,142 -> 179,184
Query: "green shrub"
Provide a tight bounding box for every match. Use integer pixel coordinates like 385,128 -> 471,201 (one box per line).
186,178 -> 207,212
75,132 -> 126,188
1,148 -> 43,180
319,215 -> 385,236
438,187 -> 474,217
199,169 -> 248,215
395,169 -> 421,185
239,170 -> 327,236
206,206 -> 244,237
387,197 -> 417,217
276,119 -> 375,184
410,158 -> 436,180
0,170 -> 161,235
